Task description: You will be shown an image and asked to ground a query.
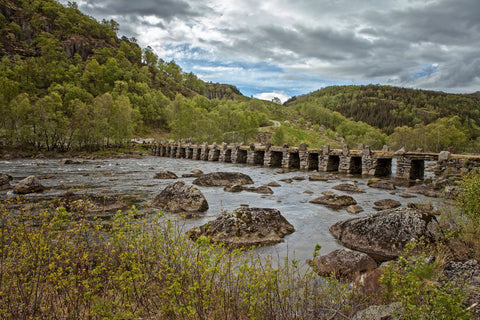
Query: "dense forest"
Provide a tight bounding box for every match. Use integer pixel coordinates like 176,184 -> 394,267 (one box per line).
0,0 -> 274,151
1,0 -> 480,153
286,85 -> 480,152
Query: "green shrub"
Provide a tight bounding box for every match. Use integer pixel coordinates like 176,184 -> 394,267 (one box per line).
380,243 -> 471,320
456,169 -> 480,224
0,201 -> 364,319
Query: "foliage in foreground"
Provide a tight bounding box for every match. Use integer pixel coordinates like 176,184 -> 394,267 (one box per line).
379,170 -> 480,320
380,243 -> 472,320
0,203 -> 364,319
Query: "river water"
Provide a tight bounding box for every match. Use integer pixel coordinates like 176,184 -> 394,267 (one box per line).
0,156 -> 440,261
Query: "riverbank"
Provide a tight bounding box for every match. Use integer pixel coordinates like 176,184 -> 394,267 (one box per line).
0,144 -> 152,160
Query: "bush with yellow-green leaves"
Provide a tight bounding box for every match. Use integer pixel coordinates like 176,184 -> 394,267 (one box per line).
0,201 -> 365,319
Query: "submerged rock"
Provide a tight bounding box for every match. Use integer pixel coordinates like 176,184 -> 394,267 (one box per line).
188,207 -> 294,247
224,185 -> 274,195
309,193 -> 357,209
347,205 -> 364,214
193,172 -> 253,186
330,207 -> 443,261
14,176 -> 44,194
309,174 -> 329,181
152,181 -> 208,213
182,169 -> 204,178
267,181 -> 281,187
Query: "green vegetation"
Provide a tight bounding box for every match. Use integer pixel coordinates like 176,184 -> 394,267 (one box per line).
380,243 -> 471,320
286,85 -> 480,153
378,170 -> 480,319
0,202 -> 365,319
268,122 -> 342,148
2,0 -> 480,154
0,0 -> 272,151
2,171 -> 480,318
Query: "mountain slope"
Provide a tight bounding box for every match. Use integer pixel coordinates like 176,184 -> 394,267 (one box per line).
285,85 -> 480,136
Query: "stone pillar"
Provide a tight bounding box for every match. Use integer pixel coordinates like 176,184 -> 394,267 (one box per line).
362,146 -> 374,175
338,145 -> 350,173
231,145 -> 240,164
176,143 -> 183,158
299,143 -> 309,170
318,145 -> 330,172
200,142 -> 209,161
208,143 -> 220,161
219,143 -> 228,162
247,143 -> 256,165
185,144 -> 193,159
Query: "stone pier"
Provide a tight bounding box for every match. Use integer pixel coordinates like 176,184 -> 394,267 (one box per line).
152,142 -> 480,179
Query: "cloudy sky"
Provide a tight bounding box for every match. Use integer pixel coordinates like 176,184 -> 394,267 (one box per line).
58,0 -> 480,102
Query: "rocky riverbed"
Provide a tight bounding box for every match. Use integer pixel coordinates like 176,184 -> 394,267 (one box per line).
0,155 -> 447,261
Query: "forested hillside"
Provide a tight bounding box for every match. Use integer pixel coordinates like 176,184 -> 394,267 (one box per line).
0,0 -> 270,151
285,85 -> 480,152
1,0 -> 480,154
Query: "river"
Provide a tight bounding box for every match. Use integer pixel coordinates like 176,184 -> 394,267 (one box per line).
0,156 -> 440,261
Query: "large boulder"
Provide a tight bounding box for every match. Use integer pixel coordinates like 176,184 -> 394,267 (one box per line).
154,170 -> 178,179
330,208 -> 443,261
309,248 -> 377,279
193,172 -> 253,187
0,173 -> 12,190
332,182 -> 365,193
188,207 -> 294,247
152,181 -> 208,213
14,176 -> 44,194
309,193 -> 357,209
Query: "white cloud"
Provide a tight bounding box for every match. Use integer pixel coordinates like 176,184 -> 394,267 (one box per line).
254,92 -> 291,103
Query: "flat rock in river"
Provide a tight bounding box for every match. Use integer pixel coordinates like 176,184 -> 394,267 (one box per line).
332,182 -> 365,193
309,193 -> 357,209
154,170 -> 178,179
193,172 -> 253,186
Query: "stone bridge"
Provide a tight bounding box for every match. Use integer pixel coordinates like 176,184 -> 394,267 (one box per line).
152,142 -> 480,180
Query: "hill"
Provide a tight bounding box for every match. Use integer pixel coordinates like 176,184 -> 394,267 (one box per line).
0,0 -> 270,152
285,85 -> 480,135
284,85 -> 480,152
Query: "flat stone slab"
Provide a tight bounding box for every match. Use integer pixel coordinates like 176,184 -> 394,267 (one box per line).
309,193 -> 357,209
193,172 -> 253,186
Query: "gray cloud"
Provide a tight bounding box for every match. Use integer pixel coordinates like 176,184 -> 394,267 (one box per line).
79,0 -> 205,21
58,0 -> 480,95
